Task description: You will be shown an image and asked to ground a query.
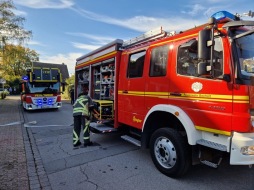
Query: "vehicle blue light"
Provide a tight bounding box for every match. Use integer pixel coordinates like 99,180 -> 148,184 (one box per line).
22,76 -> 28,80
211,11 -> 236,23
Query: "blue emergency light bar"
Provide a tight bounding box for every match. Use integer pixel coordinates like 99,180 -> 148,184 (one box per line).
211,11 -> 237,23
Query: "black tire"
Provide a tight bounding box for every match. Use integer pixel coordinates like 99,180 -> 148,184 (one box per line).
150,128 -> 191,178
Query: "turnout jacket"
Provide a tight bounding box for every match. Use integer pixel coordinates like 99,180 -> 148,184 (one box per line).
73,94 -> 93,117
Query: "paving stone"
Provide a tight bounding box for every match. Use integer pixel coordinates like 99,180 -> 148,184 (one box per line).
0,98 -> 30,190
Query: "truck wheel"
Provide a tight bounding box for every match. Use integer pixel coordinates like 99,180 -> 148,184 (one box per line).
150,128 -> 191,178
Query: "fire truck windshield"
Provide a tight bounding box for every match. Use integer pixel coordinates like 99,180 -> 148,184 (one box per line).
233,28 -> 254,77
25,82 -> 60,94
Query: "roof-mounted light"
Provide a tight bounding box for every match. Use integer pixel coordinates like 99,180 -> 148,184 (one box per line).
211,11 -> 238,23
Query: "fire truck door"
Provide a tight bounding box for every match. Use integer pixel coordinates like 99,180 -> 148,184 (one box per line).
145,44 -> 171,111
118,51 -> 146,129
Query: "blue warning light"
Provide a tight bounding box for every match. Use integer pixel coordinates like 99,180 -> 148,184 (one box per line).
22,76 -> 29,80
211,11 -> 237,23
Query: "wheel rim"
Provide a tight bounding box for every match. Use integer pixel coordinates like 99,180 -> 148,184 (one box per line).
154,137 -> 177,169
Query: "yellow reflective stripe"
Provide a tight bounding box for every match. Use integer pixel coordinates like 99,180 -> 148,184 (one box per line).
73,108 -> 86,112
73,130 -> 79,144
118,90 -> 249,104
76,51 -> 117,68
83,120 -> 90,140
150,33 -> 197,47
73,97 -> 89,114
76,98 -> 88,106
73,110 -> 89,115
195,126 -> 231,136
83,122 -> 89,133
79,101 -> 86,109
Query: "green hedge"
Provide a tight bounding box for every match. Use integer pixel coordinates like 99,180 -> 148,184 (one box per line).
0,92 -> 7,99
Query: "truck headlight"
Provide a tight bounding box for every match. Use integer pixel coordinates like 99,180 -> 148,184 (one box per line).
240,146 -> 254,155
251,116 -> 254,127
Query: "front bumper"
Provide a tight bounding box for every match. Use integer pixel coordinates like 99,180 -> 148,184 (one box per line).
230,131 -> 254,165
23,102 -> 62,110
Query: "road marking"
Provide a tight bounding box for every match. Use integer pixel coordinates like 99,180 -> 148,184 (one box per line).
24,124 -> 72,128
24,121 -> 73,128
1,120 -> 72,128
0,121 -> 24,127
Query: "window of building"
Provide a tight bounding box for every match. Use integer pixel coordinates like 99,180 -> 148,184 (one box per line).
150,45 -> 169,77
127,51 -> 145,78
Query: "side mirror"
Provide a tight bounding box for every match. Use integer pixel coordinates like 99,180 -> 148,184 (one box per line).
198,29 -> 211,60
197,62 -> 211,75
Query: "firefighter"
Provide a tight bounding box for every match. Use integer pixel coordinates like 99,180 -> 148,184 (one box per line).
72,80 -> 94,148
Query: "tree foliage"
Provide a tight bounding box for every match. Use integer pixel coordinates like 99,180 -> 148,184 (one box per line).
0,0 -> 32,45
2,44 -> 39,81
62,74 -> 75,99
0,0 -> 39,86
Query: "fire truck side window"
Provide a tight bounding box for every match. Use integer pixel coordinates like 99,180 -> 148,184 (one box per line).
150,45 -> 169,77
177,38 -> 223,78
212,37 -> 223,78
127,51 -> 145,78
177,39 -> 198,76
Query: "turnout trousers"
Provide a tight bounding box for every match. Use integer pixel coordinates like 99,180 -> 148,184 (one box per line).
73,115 -> 90,146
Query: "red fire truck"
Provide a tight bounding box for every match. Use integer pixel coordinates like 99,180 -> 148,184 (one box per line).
75,11 -> 254,177
21,66 -> 64,110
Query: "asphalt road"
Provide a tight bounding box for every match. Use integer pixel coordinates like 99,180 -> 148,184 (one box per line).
22,100 -> 254,190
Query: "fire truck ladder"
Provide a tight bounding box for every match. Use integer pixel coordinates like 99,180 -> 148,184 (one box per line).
121,27 -> 167,49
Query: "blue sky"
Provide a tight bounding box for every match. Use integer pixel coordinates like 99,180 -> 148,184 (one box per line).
12,0 -> 254,75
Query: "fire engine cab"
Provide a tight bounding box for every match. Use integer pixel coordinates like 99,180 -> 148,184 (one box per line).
21,66 -> 64,110
75,11 -> 254,177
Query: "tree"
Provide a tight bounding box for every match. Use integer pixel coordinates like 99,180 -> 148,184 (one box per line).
0,0 -> 32,45
2,44 -> 39,81
0,0 -> 33,75
63,74 -> 75,99
0,0 -> 37,85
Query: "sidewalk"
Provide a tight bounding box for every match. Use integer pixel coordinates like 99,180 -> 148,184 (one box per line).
0,96 -> 29,190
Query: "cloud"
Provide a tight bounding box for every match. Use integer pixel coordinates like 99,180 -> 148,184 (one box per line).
71,42 -> 100,51
13,0 -> 74,9
27,40 -> 46,46
181,4 -> 206,16
207,0 -> 230,2
40,52 -> 83,75
12,9 -> 27,16
71,7 -> 204,33
67,33 -> 115,45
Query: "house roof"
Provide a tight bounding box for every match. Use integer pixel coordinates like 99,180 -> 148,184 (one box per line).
32,62 -> 69,82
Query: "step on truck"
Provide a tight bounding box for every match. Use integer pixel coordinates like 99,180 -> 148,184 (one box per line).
21,66 -> 65,110
75,10 -> 254,177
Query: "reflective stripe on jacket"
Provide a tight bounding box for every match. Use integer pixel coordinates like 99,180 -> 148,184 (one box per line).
73,95 -> 89,117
